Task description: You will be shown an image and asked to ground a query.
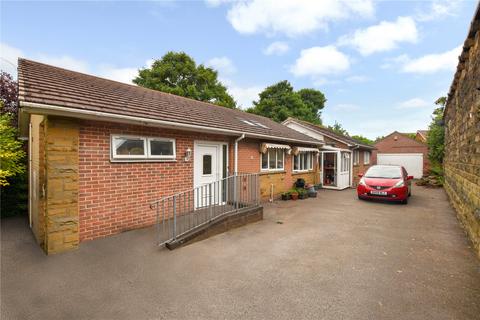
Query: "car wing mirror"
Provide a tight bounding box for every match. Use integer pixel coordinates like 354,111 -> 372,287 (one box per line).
407,175 -> 414,180
358,173 -> 363,178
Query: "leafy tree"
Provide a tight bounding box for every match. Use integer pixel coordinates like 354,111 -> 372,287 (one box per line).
328,121 -> 349,136
134,51 -> 236,108
0,72 -> 27,217
247,80 -> 325,123
375,135 -> 385,142
0,72 -> 19,123
0,106 -> 25,186
351,135 -> 374,145
297,88 -> 326,124
427,97 -> 446,164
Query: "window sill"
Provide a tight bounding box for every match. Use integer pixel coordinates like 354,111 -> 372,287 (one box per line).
260,170 -> 286,175
292,171 -> 314,175
110,159 -> 178,163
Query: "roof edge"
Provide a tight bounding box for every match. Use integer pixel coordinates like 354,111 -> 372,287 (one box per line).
21,101 -> 323,146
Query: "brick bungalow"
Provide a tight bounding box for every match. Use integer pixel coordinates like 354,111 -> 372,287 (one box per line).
17,59 -> 323,254
443,3 -> 480,256
372,131 -> 429,178
282,118 -> 375,188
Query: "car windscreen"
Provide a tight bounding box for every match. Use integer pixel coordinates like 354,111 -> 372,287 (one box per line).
365,166 -> 402,179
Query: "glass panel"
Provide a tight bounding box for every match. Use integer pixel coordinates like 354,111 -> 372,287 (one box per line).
293,155 -> 299,170
261,152 -> 268,169
114,137 -> 145,156
277,149 -> 283,169
268,149 -> 276,169
308,153 -> 312,170
303,153 -> 308,170
150,140 -> 174,156
203,154 -> 212,175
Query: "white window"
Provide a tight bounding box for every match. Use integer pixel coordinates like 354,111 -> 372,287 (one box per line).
261,149 -> 284,171
364,151 -> 371,165
353,150 -> 359,165
293,152 -> 314,172
111,135 -> 176,161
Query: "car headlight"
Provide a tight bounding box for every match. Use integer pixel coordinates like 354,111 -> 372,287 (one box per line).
359,177 -> 366,186
393,180 -> 405,188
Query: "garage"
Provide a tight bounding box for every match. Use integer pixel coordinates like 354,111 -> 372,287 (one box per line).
377,153 -> 424,178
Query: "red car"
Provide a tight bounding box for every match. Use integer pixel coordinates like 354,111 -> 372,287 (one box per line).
357,165 -> 413,204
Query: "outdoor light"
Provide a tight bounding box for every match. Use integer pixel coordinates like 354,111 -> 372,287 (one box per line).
184,148 -> 192,161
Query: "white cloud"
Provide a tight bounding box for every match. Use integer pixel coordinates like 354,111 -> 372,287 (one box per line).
228,84 -> 263,109
401,46 -> 462,74
346,75 -> 369,83
206,56 -> 237,75
339,16 -> 418,56
397,98 -> 430,109
35,54 -> 89,73
0,42 -> 23,76
225,0 -> 374,37
99,66 -> 138,84
263,41 -> 289,56
333,103 -> 361,111
415,0 -> 462,22
290,46 -> 350,78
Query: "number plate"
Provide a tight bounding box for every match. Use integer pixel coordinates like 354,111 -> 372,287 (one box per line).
370,191 -> 387,196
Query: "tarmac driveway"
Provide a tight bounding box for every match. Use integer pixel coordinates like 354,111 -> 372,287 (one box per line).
1,186 -> 479,320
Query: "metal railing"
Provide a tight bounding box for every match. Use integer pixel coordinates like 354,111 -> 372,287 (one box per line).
150,173 -> 260,246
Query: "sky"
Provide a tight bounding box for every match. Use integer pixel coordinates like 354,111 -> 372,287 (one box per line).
0,0 -> 477,139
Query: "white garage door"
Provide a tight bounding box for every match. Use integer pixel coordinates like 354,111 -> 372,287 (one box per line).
377,153 -> 423,178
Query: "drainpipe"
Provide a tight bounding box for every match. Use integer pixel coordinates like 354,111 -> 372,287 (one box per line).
351,145 -> 360,187
234,133 -> 246,175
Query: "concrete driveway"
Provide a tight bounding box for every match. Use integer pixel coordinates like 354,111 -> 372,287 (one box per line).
2,186 -> 479,320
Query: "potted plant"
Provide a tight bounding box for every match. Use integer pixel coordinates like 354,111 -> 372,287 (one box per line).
314,183 -> 322,190
290,190 -> 299,200
297,188 -> 307,200
281,191 -> 291,201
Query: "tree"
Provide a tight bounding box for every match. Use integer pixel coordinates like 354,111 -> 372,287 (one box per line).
297,88 -> 326,124
0,72 -> 19,124
133,51 -> 236,108
0,106 -> 25,186
351,135 -> 374,145
328,121 -> 349,136
247,80 -> 325,123
427,97 -> 446,164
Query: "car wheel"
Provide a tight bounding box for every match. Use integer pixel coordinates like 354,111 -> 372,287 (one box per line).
401,198 -> 408,205
408,190 -> 411,197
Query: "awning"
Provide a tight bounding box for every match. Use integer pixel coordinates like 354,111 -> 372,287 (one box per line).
260,143 -> 291,154
295,147 -> 319,153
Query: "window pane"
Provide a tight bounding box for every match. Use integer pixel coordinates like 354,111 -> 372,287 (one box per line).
308,153 -> 312,170
277,149 -> 283,169
268,149 -> 276,169
114,137 -> 145,156
293,155 -> 299,170
261,152 -> 268,169
303,153 -> 308,170
203,154 -> 212,175
150,140 -> 174,156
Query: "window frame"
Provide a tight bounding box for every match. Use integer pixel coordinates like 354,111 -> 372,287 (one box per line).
261,148 -> 285,172
364,151 -> 370,165
293,151 -> 314,172
111,134 -> 176,162
353,150 -> 360,166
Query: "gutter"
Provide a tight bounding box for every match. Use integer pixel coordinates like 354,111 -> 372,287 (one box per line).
20,101 -> 323,146
234,133 -> 246,174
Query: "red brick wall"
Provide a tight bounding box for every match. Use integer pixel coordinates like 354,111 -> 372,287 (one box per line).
372,132 -> 429,175
352,149 -> 373,185
78,120 -> 233,241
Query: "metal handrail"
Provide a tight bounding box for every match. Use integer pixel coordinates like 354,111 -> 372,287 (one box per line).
150,173 -> 260,246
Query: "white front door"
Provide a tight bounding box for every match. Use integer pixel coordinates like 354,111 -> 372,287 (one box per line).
194,141 -> 225,208
337,151 -> 351,189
